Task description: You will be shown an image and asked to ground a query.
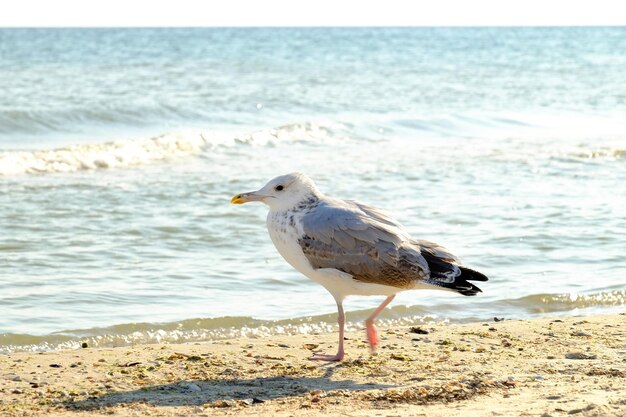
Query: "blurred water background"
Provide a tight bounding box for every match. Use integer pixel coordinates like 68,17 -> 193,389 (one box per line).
0,28 -> 624,353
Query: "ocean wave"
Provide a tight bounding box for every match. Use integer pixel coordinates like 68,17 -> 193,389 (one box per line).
504,290 -> 626,313
1,290 -> 622,354
563,148 -> 626,161
0,122 -> 341,176
385,111 -> 626,140
0,311 -> 441,355
478,140 -> 626,165
0,108 -> 143,135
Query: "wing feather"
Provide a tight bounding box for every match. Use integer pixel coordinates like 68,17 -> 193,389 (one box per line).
299,198 -> 431,288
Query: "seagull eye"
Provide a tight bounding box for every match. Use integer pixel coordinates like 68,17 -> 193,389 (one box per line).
275,185 -> 284,191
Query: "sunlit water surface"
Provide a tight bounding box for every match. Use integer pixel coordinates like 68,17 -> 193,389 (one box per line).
1,28 -> 624,353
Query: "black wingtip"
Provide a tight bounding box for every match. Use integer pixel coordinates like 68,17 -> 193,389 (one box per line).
460,267 -> 489,282
450,268 -> 488,296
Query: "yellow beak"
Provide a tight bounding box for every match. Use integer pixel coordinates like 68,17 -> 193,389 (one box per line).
231,194 -> 245,204
231,191 -> 265,204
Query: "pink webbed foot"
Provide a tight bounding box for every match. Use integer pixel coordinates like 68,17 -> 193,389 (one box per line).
366,322 -> 379,352
364,295 -> 395,353
309,352 -> 345,362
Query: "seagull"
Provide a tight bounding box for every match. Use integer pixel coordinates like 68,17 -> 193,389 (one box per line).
231,172 -> 488,361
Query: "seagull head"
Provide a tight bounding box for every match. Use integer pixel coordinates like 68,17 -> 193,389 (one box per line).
231,172 -> 321,211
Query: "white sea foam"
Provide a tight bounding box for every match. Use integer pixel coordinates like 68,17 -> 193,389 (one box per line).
0,313 -> 441,354
1,289 -> 623,354
0,132 -> 207,176
0,122 -> 341,176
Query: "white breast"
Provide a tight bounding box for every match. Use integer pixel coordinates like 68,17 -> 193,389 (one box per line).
266,210 -> 315,277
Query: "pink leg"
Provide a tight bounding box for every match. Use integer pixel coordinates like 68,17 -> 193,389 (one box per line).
310,302 -> 345,362
365,295 -> 395,352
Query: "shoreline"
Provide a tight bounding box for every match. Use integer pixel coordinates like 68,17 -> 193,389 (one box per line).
4,297 -> 625,355
1,313 -> 624,417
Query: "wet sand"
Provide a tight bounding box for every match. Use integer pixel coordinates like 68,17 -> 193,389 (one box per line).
1,313 -> 624,417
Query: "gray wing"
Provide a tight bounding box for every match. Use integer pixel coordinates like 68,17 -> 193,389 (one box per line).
299,198 -> 458,289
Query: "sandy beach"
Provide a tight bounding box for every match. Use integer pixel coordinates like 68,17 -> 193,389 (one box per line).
0,313 -> 624,417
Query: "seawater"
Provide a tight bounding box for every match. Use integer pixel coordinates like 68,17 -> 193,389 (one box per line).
1,28 -> 625,353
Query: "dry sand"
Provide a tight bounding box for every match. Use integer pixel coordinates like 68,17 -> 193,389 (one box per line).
1,313 -> 624,417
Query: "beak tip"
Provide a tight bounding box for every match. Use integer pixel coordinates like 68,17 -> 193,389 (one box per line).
231,195 -> 244,204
